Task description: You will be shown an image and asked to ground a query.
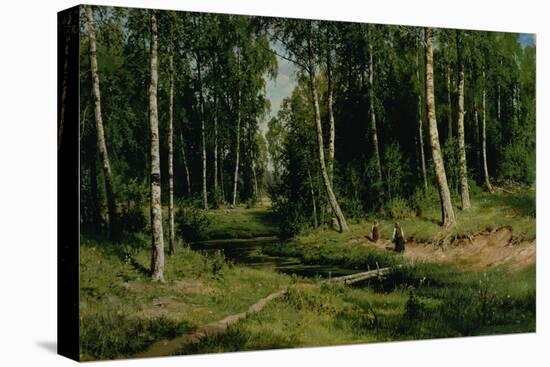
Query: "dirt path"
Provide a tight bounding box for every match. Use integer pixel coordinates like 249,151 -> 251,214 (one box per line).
358,226 -> 535,271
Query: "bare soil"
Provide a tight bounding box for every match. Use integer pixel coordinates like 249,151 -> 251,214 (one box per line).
358,226 -> 535,271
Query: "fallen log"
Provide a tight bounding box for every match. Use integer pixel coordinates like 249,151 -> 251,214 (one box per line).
327,266 -> 393,285
134,289 -> 288,358
134,266 -> 399,357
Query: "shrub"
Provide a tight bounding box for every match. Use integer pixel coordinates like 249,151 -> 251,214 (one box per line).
385,197 -> 415,220
175,206 -> 211,242
498,143 -> 535,185
273,199 -> 309,239
411,185 -> 439,217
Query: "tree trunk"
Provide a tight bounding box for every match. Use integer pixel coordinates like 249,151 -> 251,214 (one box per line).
326,30 -> 336,183
474,95 -> 481,177
307,169 -> 318,228
497,84 -> 501,122
456,32 -> 471,210
447,61 -> 453,139
148,11 -> 165,281
416,31 -> 428,191
368,27 -> 383,183
252,160 -> 259,201
481,71 -> 494,193
220,149 -> 226,202
307,32 -> 349,233
213,95 -> 219,195
179,131 -> 191,195
197,49 -> 208,210
425,28 -> 456,227
168,46 -> 175,255
232,50 -> 241,208
85,5 -> 119,240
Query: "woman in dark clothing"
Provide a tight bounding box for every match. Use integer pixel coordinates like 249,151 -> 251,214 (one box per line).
392,221 -> 405,253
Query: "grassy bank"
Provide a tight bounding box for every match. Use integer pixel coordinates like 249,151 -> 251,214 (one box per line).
79,233 -> 291,360
178,263 -> 535,355
262,189 -> 535,269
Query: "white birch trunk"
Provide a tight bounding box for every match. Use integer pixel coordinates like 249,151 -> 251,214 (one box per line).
326,32 -> 336,184
368,30 -> 383,183
197,49 -> 208,210
85,5 -> 119,240
425,28 -> 456,227
307,30 -> 349,232
481,72 -> 494,193
168,47 -> 175,254
307,169 -> 318,228
214,97 -> 219,194
232,49 -> 241,208
456,33 -> 471,210
179,131 -> 191,195
148,12 -> 165,281
416,32 -> 428,191
447,62 -> 453,139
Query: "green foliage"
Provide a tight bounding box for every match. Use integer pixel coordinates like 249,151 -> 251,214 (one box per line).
498,143 -> 536,184
442,137 -> 460,194
118,178 -> 148,234
204,250 -> 227,279
411,185 -> 439,217
175,206 -> 211,242
272,199 -> 309,239
385,197 -> 416,220
382,142 -> 409,200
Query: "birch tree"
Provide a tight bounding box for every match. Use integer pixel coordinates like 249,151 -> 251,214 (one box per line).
306,23 -> 349,232
148,11 -> 165,281
481,70 -> 494,192
167,40 -> 175,254
367,25 -> 383,183
85,5 -> 119,240
425,27 -> 456,227
231,46 -> 241,208
416,29 -> 428,191
456,31 -> 471,210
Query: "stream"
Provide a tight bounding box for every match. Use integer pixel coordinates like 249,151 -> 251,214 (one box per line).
190,236 -> 358,278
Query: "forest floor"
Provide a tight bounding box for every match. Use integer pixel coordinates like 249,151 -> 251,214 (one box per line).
79,189 -> 536,360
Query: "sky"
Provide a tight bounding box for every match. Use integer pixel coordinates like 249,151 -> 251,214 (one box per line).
262,43 -> 298,135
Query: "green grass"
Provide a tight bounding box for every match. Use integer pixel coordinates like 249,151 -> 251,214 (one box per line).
203,205 -> 279,240
79,233 -> 291,360
80,189 -> 535,359
395,189 -> 536,242
178,263 -> 535,355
